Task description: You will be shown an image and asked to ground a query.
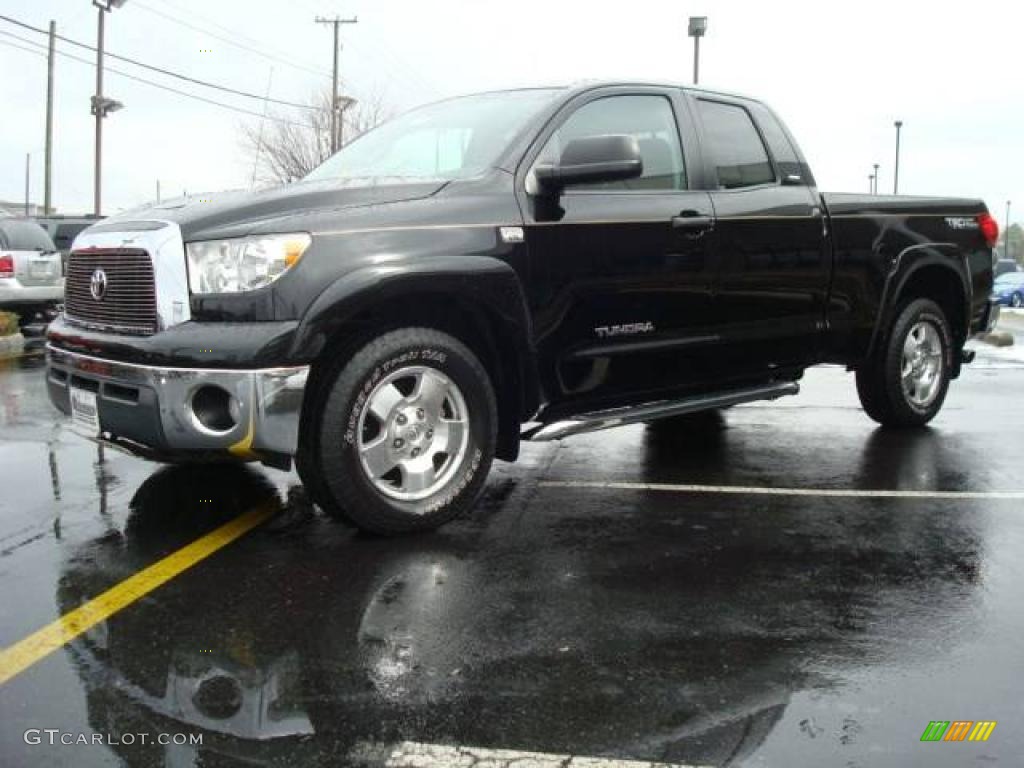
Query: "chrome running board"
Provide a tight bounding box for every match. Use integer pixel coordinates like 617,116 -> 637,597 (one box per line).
524,381 -> 800,442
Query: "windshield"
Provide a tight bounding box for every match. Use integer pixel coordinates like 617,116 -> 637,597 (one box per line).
305,89 -> 559,184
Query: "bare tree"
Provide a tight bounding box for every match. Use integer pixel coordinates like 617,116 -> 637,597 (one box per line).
241,90 -> 388,187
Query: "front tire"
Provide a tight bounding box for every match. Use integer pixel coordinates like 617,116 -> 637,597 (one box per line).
299,327 -> 496,534
855,298 -> 953,428
1012,292 -> 1022,308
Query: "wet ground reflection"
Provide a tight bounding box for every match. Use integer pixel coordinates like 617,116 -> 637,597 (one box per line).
55,450 -> 987,765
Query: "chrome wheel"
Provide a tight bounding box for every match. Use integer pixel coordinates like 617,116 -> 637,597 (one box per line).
1012,293 -> 1023,308
356,366 -> 470,502
900,320 -> 943,408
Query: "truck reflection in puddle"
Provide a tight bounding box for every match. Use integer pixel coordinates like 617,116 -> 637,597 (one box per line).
56,454 -> 985,766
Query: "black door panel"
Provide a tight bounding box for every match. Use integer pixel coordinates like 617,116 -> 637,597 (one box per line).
519,90 -> 724,413
710,186 -> 829,370
691,95 -> 830,375
526,191 -> 716,412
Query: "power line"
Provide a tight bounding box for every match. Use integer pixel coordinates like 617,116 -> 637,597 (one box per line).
288,0 -> 442,99
0,13 -> 317,111
131,0 -> 331,81
0,32 -> 315,130
344,35 -> 443,100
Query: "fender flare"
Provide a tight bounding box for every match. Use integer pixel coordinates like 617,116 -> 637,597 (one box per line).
865,242 -> 971,361
289,255 -> 540,458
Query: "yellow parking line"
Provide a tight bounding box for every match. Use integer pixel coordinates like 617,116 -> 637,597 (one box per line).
0,501 -> 277,686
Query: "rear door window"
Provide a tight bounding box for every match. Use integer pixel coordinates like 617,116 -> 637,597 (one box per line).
696,99 -> 775,189
0,221 -> 56,251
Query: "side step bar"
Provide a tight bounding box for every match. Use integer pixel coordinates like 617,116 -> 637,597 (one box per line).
523,381 -> 800,442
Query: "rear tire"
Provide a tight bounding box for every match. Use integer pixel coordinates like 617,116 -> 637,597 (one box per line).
855,298 -> 953,428
1012,292 -> 1022,308
297,327 -> 496,534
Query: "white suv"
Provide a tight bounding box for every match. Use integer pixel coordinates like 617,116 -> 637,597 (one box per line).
0,218 -> 64,310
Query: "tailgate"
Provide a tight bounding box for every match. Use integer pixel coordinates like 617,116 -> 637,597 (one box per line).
12,249 -> 63,286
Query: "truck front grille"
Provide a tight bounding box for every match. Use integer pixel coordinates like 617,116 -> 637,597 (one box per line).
65,249 -> 158,335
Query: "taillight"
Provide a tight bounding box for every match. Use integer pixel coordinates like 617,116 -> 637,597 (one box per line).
978,212 -> 999,248
0,254 -> 13,276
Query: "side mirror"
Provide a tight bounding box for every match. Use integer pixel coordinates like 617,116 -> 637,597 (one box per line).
534,134 -> 643,194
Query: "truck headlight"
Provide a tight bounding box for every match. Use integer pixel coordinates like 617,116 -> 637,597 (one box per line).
186,233 -> 311,294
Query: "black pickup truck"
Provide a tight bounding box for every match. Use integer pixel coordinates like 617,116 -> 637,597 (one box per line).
47,82 -> 1000,533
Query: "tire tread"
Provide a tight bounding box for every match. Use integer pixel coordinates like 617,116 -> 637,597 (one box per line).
855,298 -> 952,428
300,327 -> 496,534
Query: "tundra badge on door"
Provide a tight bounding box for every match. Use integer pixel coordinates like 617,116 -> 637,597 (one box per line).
594,322 -> 655,338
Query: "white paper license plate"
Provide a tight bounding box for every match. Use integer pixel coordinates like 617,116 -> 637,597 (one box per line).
69,386 -> 100,437
29,260 -> 54,278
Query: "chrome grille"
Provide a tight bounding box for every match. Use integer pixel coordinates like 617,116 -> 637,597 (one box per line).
65,249 -> 158,335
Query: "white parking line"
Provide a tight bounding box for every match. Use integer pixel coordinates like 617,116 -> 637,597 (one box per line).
354,741 -> 712,768
539,480 -> 1024,500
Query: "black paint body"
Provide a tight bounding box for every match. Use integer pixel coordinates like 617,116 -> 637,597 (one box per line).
48,82 -> 995,454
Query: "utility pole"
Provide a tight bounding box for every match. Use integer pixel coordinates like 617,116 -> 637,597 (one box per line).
24,153 -> 30,215
156,179 -> 160,203
337,95 -> 357,149
92,0 -> 126,217
44,20 -> 55,215
893,120 -> 903,195
94,5 -> 105,216
872,163 -> 879,195
868,174 -> 874,194
315,15 -> 358,154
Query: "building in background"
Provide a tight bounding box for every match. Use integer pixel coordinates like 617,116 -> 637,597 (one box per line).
0,200 -> 48,217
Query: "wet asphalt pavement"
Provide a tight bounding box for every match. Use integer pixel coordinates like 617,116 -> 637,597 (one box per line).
1,317 -> 1024,767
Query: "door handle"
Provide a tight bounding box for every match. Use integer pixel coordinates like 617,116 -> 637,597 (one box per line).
671,212 -> 714,232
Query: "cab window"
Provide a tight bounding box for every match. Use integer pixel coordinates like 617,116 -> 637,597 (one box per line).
535,95 -> 687,191
696,99 -> 775,189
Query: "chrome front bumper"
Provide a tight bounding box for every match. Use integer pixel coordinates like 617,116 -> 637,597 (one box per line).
47,345 -> 309,463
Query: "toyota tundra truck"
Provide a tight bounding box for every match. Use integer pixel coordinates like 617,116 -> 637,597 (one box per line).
46,82 -> 1000,534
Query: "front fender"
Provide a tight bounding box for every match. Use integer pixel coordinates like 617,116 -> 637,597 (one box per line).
290,255 -> 528,356
289,255 -> 540,429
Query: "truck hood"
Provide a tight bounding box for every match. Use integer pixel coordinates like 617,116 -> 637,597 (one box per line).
99,179 -> 448,241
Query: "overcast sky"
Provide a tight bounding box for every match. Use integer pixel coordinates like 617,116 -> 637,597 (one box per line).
0,0 -> 1021,227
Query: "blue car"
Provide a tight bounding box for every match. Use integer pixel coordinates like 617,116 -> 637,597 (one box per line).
993,271 -> 1024,307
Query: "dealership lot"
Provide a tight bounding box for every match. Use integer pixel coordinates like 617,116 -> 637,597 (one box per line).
0,322 -> 1022,767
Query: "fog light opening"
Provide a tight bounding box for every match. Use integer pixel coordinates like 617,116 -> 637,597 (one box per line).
192,674 -> 243,720
190,385 -> 238,434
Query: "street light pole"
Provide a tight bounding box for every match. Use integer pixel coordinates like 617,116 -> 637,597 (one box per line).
688,17 -> 707,85
693,35 -> 700,85
868,174 -> 874,194
893,120 -> 903,195
1006,200 -> 1013,259
873,163 -> 880,195
25,153 -> 30,216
